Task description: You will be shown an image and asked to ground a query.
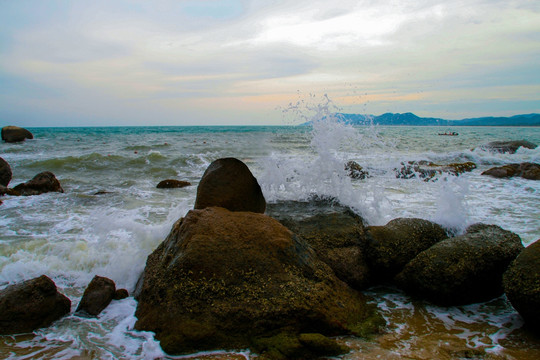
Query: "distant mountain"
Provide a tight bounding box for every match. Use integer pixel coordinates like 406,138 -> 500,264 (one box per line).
312,113 -> 540,126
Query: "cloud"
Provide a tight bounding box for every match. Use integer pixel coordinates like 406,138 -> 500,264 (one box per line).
0,0 -> 539,125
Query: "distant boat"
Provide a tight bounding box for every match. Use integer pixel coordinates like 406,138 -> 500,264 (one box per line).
438,131 -> 459,136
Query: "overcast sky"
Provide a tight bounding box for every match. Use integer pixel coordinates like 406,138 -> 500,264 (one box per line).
1,0 -> 539,126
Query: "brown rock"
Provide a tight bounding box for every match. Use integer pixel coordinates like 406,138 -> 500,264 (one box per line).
365,218 -> 448,282
0,275 -> 71,335
396,161 -> 476,180
134,207 -> 380,356
194,157 -> 266,213
503,239 -> 540,332
345,161 -> 369,179
76,275 -> 116,316
395,224 -> 524,306
273,208 -> 371,289
1,126 -> 34,143
13,171 -> 64,196
0,157 -> 12,186
156,179 -> 191,188
482,163 -> 540,180
114,288 -> 129,300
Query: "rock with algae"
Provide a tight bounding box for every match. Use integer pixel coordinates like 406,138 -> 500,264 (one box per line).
134,207 -> 382,357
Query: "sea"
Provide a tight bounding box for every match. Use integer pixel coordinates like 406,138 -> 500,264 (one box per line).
1,115 -> 539,359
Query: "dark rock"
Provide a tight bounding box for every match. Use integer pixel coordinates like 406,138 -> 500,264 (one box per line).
76,275 -> 116,316
1,126 -> 34,143
503,239 -> 540,331
395,224 -> 524,306
0,185 -> 19,196
396,161 -> 476,180
253,332 -> 349,360
135,206 -> 380,356
194,157 -> 266,213
13,171 -> 64,196
0,157 -> 12,186
481,163 -> 540,180
272,206 -> 371,289
0,275 -> 71,335
345,161 -> 369,179
156,179 -> 191,189
365,218 -> 448,282
114,288 -> 129,300
480,140 -> 537,154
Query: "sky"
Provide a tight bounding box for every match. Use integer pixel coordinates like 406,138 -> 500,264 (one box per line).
0,0 -> 539,126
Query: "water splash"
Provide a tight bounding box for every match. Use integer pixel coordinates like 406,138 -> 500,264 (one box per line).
262,94 -> 395,223
432,175 -> 470,234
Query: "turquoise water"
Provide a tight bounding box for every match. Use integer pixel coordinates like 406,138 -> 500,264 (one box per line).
1,123 -> 539,359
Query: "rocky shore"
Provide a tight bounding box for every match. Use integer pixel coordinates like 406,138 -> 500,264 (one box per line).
1,133 -> 539,358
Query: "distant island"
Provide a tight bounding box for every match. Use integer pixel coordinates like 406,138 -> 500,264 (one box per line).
307,113 -> 540,126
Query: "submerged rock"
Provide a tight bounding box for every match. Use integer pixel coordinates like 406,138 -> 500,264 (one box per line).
12,171 -> 64,196
0,185 -> 19,196
345,161 -> 369,180
1,125 -> 34,143
156,179 -> 191,189
481,162 -> 540,180
76,275 -> 116,317
194,157 -> 266,213
135,206 -> 380,356
272,206 -> 371,289
396,161 -> 476,180
395,224 -> 523,306
503,239 -> 540,331
0,275 -> 71,335
480,140 -> 537,154
0,157 -> 12,186
365,218 -> 448,282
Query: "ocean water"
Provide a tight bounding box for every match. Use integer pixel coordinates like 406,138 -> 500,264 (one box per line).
1,119 -> 539,359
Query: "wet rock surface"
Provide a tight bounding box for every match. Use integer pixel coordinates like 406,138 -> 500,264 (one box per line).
156,179 -> 191,188
12,171 -> 64,196
0,157 -> 12,186
365,218 -> 448,282
396,161 -> 477,180
503,239 -> 540,331
271,203 -> 371,289
134,206 -> 380,357
76,275 -> 117,317
0,275 -> 71,335
395,224 -> 524,306
194,157 -> 266,213
1,126 -> 34,143
481,162 -> 540,180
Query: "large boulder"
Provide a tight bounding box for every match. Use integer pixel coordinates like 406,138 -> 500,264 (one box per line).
12,171 -> 64,196
0,275 -> 71,335
395,224 -> 524,306
270,205 -> 371,290
481,163 -> 540,180
194,158 -> 266,213
76,275 -> 116,317
365,218 -> 448,282
135,207 -> 381,357
480,140 -> 537,154
0,157 -> 12,186
1,126 -> 34,143
503,239 -> 540,331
